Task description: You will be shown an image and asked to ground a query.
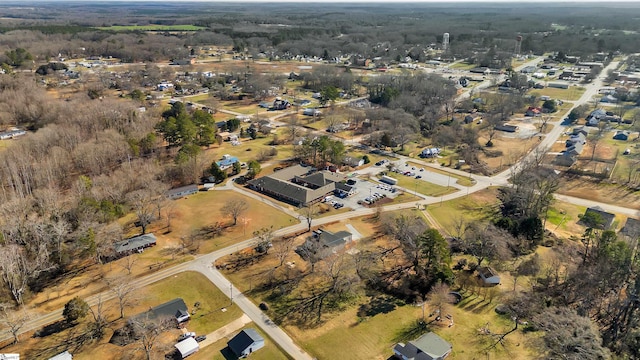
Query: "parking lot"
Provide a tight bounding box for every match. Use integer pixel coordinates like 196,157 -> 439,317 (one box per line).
390,161 -> 457,188
324,176 -> 399,210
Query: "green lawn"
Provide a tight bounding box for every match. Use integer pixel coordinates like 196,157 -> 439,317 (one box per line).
382,172 -> 458,197
95,25 -> 205,31
191,323 -> 291,360
449,62 -> 476,70
140,271 -> 243,334
529,86 -> 585,101
426,188 -> 498,235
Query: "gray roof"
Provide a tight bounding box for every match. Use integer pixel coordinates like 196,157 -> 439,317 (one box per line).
114,233 -> 157,253
167,184 -> 198,198
228,328 -> 264,355
248,166 -> 342,206
621,217 -> 640,238
315,230 -> 352,248
583,206 -> 616,229
394,332 -> 452,360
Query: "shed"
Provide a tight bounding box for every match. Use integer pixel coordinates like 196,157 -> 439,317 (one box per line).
478,267 -> 500,286
49,351 -> 73,360
228,328 -> 265,357
175,337 -> 199,358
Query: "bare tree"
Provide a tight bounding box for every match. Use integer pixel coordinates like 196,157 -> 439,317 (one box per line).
427,282 -> 455,320
87,293 -> 110,339
222,199 -> 249,226
119,254 -> 138,275
127,189 -> 156,234
273,236 -> 296,267
130,315 -> 173,360
253,226 -> 274,254
106,275 -> 137,319
0,245 -> 32,305
0,303 -> 30,344
301,203 -> 317,232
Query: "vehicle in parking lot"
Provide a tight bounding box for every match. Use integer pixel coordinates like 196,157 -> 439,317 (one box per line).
346,179 -> 357,185
416,175 -> 422,179
419,168 -> 424,172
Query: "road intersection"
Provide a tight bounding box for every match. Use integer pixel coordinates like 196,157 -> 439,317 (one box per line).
5,57 -> 635,360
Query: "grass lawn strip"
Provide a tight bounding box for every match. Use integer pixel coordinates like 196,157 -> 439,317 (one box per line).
382,172 -> 458,197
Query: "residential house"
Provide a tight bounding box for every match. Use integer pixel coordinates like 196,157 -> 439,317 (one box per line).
216,154 -> 239,170
566,133 -> 586,147
393,332 -> 452,360
478,267 -> 501,286
525,106 -> 542,117
620,217 -> 640,238
343,156 -> 365,168
601,94 -> 619,103
131,298 -> 190,327
613,130 -> 630,141
297,229 -> 353,260
303,108 -> 321,116
581,206 -> 616,230
0,129 -> 26,140
247,165 -> 346,207
175,337 -> 199,358
272,98 -> 291,110
420,147 -> 441,158
463,115 -> 475,124
494,124 -> 519,133
168,184 -> 198,200
228,329 -> 265,358
49,351 -> 73,360
548,82 -> 570,89
171,58 -> 196,66
572,126 -> 588,137
586,109 -> 608,126
114,233 -> 157,256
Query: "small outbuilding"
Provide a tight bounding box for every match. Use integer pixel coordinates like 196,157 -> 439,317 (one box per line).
228,328 -> 265,358
478,266 -> 501,286
114,233 -> 157,255
175,337 -> 199,358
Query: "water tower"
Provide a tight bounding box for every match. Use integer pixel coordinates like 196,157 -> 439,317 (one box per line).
443,33 -> 450,53
514,35 -> 522,56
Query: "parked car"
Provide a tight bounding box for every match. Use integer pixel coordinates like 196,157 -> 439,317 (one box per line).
195,335 -> 207,342
259,302 -> 269,310
178,332 -> 196,342
415,175 -> 422,179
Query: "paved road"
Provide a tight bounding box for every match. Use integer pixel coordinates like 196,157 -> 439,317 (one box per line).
5,57 -> 632,359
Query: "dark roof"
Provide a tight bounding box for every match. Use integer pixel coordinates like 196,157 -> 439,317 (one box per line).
131,298 -> 189,324
228,329 -> 264,356
583,206 -> 616,230
621,218 -> 640,238
313,229 -> 352,248
114,233 -> 157,254
151,298 -> 188,320
494,124 -> 518,132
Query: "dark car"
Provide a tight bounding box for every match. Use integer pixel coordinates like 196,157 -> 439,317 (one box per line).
195,335 -> 207,342
259,302 -> 269,311
415,175 -> 422,179
346,179 -> 357,185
